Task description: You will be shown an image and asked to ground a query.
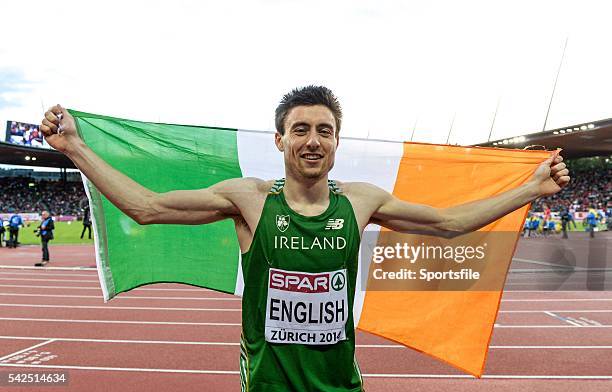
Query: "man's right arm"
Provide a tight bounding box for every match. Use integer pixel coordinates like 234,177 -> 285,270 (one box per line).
40,105 -> 245,225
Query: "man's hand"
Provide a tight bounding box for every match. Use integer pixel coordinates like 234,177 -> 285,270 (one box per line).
530,154 -> 571,197
40,105 -> 80,154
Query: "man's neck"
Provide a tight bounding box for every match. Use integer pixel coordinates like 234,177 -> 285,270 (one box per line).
283,173 -> 329,207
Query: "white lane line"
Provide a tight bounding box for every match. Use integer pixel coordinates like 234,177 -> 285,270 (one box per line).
0,278 -> 100,283
0,363 -> 610,380
543,311 -> 582,326
504,290 -> 608,293
0,317 -> 608,328
502,299 -> 612,302
363,374 -> 612,379
0,272 -> 97,277
501,310 -> 612,313
0,363 -> 238,374
0,303 -> 241,312
563,317 -> 603,326
0,336 -> 611,350
0,293 -> 240,301
494,325 -> 611,328
509,268 -> 612,273
3,293 -> 607,302
0,339 -> 56,362
6,281 -> 606,293
0,265 -> 96,271
512,257 -> 612,272
0,336 -> 240,346
355,344 -> 612,349
2,303 -> 609,314
0,284 -> 218,292
0,285 -> 100,290
577,317 -> 603,326
0,317 -> 240,326
512,258 -> 580,269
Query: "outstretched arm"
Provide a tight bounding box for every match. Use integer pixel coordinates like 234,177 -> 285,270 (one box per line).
364,154 -> 570,237
40,105 -> 245,225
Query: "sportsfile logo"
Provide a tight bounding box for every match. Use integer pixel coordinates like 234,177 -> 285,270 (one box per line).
269,269 -> 330,293
325,218 -> 344,230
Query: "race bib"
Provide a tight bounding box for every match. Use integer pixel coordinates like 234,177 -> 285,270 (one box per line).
265,267 -> 348,345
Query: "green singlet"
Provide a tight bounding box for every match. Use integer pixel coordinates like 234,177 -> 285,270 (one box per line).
240,178 -> 364,392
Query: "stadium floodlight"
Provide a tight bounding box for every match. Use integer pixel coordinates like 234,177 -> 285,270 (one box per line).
25,156 -> 30,161
32,157 -> 37,161
502,139 -> 509,144
587,124 -> 595,129
493,142 -> 498,145
580,125 -> 587,130
566,129 -> 572,132
560,130 -> 566,134
553,131 -> 559,135
573,127 -> 579,131
518,136 -> 526,142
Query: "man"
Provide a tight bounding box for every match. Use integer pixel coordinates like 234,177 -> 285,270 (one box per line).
8,212 -> 23,248
560,207 -> 571,239
0,215 -> 5,247
81,205 -> 92,239
586,206 -> 600,238
35,211 -> 55,267
40,86 -> 570,391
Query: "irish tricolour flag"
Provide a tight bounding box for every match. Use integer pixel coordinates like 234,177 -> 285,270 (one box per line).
72,110 -> 552,378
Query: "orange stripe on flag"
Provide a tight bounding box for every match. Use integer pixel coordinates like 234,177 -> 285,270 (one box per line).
357,142 -> 554,377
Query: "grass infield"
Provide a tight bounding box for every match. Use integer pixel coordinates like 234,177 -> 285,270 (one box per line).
3,221 -> 94,245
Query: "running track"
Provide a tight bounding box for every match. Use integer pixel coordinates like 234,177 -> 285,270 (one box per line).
0,241 -> 610,391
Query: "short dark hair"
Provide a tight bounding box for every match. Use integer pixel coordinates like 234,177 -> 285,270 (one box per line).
275,85 -> 342,135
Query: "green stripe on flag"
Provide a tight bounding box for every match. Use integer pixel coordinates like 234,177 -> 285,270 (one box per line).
70,110 -> 243,298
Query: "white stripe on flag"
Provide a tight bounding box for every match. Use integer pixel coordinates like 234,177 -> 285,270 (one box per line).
80,173 -> 109,302
330,138 -> 404,326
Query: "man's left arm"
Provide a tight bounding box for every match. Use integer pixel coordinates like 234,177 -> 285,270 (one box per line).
369,154 -> 570,238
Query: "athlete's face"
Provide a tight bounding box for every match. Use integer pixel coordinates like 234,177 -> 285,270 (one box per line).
275,105 -> 339,180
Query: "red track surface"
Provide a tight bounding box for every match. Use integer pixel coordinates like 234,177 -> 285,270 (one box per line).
0,239 -> 610,391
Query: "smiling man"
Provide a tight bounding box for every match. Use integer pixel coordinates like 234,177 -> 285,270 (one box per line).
40,86 -> 569,391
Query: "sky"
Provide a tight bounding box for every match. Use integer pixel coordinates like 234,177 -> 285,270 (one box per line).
1,0 -> 611,158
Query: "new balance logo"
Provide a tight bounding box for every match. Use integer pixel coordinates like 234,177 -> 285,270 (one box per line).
325,218 -> 344,230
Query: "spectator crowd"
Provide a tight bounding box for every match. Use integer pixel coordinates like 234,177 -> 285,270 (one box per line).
0,177 -> 86,216
531,167 -> 611,213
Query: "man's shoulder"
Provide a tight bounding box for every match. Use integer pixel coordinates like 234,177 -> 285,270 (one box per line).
335,181 -> 390,208
217,177 -> 275,196
336,181 -> 387,197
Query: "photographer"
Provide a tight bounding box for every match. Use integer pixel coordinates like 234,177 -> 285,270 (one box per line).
35,211 -> 55,267
7,212 -> 23,248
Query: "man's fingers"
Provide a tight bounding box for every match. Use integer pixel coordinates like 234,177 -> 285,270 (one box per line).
554,155 -> 564,164
42,118 -> 58,133
45,110 -> 60,125
557,176 -> 570,187
553,168 -> 569,181
57,104 -> 68,116
543,156 -> 555,165
40,124 -> 54,137
551,162 -> 567,174
49,104 -> 63,116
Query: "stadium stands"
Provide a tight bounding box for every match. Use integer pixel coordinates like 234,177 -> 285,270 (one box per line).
532,167 -> 611,212
0,176 -> 86,216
